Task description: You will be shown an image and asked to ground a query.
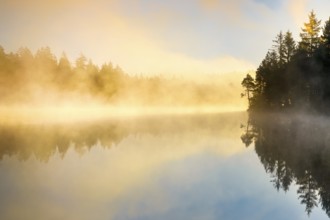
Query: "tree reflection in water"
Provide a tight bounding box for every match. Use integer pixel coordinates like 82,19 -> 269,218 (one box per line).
0,113 -> 243,162
242,112 -> 330,217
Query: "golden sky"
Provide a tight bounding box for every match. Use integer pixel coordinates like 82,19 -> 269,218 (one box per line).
0,0 -> 329,75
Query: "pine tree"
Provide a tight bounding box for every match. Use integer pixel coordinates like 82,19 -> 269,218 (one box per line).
35,47 -> 57,70
241,73 -> 255,106
322,17 -> 330,62
75,54 -> 87,70
273,31 -> 286,66
299,10 -> 322,56
58,53 -> 72,72
297,170 -> 319,216
283,31 -> 296,63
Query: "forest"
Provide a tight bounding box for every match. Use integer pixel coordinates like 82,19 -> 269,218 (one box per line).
241,12 -> 330,216
242,11 -> 330,112
0,46 -> 242,108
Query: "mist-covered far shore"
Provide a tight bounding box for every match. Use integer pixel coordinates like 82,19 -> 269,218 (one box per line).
0,45 -> 247,118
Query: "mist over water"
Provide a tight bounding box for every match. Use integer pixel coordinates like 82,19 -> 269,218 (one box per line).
0,113 -> 248,220
1,46 -> 330,219
1,112 -> 330,219
0,46 -> 247,125
2,0 -> 330,219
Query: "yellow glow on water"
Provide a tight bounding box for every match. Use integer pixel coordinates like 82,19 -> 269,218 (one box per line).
0,105 -> 245,124
0,110 -> 248,220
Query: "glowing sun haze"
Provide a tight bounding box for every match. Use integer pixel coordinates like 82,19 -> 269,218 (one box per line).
0,0 -> 329,75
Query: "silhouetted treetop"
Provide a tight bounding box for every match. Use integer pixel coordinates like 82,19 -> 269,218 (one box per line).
242,10 -> 330,113
300,10 -> 322,56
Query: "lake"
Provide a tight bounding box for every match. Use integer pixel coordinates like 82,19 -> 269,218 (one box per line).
0,112 -> 329,220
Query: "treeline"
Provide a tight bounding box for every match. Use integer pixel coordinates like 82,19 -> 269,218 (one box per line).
242,11 -> 330,112
0,46 -> 239,106
0,46 -> 126,103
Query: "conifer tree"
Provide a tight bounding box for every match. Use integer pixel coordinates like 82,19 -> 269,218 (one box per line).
299,10 -> 322,56
241,73 -> 255,106
322,17 -> 330,62
283,31 -> 296,63
273,31 -> 286,66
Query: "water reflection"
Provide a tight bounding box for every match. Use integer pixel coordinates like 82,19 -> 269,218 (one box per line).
243,112 -> 330,217
1,112 -> 329,220
0,113 -> 249,220
0,113 -> 244,162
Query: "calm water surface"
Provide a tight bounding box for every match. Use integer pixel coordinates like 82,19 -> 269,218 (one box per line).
0,112 -> 329,220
